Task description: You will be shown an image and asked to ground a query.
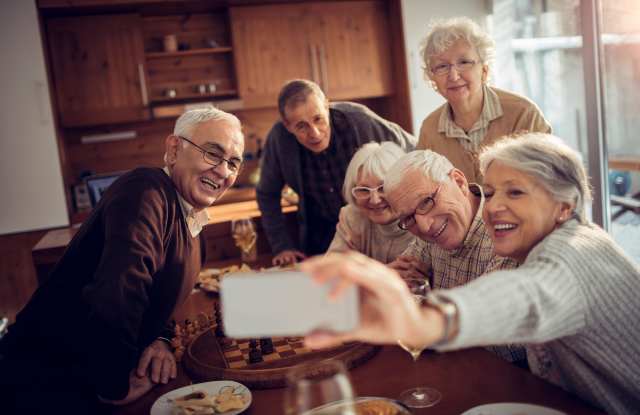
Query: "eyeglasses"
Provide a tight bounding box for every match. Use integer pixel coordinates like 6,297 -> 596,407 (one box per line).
178,136 -> 241,173
398,185 -> 441,230
351,184 -> 384,200
431,59 -> 478,76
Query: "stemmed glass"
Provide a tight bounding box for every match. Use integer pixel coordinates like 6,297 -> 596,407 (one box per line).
231,218 -> 257,262
397,278 -> 442,408
284,359 -> 356,415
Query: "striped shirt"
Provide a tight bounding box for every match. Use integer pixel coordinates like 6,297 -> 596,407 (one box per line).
439,219 -> 640,415
402,184 -> 523,363
437,84 -> 503,153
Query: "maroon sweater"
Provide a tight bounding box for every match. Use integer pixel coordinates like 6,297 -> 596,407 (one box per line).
1,167 -> 203,400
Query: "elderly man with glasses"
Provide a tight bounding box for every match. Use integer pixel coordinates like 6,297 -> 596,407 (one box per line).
0,107 -> 244,413
385,149 -> 525,367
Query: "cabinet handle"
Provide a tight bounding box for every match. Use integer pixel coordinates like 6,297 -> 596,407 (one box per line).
317,44 -> 329,95
309,44 -> 320,84
137,63 -> 149,106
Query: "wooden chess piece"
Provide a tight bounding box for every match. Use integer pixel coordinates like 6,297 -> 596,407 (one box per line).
260,337 -> 274,354
248,339 -> 263,364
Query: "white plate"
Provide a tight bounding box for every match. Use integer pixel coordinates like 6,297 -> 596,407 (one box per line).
461,402 -> 567,415
150,380 -> 252,415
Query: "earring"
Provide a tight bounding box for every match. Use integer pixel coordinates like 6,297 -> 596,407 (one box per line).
429,79 -> 438,92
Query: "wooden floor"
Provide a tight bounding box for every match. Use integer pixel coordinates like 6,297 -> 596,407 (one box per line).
0,229 -> 45,323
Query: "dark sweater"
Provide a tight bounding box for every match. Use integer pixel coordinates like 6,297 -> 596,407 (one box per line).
1,167 -> 203,403
257,102 -> 416,255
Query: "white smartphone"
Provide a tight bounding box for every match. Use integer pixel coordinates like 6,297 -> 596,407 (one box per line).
220,271 -> 359,338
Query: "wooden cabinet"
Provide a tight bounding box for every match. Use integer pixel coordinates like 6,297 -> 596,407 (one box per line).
46,14 -> 150,127
230,1 -> 394,108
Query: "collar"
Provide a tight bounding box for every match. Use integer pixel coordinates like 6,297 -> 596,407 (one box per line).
437,84 -> 504,140
450,183 -> 485,256
163,166 -> 210,238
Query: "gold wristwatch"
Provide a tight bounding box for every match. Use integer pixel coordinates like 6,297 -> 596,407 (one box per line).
423,293 -> 459,348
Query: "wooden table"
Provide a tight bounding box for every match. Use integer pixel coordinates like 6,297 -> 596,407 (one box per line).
113,291 -> 604,415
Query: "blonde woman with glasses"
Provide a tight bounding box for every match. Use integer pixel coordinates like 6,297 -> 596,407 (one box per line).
418,17 -> 551,184
326,142 -> 416,263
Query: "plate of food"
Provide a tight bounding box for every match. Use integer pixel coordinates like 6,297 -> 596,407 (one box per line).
461,402 -> 567,415
305,397 -> 411,415
197,264 -> 253,293
150,380 -> 252,415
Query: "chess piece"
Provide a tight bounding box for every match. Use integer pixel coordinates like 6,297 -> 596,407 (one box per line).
214,305 -> 225,337
260,337 -> 274,354
248,339 -> 263,364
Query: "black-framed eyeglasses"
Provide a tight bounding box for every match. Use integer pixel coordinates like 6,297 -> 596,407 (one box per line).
431,59 -> 478,76
351,184 -> 384,200
398,185 -> 441,231
177,135 -> 241,173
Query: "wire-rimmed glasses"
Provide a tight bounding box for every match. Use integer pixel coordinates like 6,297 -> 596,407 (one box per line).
430,59 -> 478,76
178,135 -> 241,173
398,185 -> 441,230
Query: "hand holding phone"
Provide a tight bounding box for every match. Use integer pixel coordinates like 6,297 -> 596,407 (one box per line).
220,271 -> 359,338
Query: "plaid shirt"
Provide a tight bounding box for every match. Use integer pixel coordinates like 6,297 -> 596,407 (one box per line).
300,112 -> 366,223
402,184 -> 525,363
438,84 -> 503,153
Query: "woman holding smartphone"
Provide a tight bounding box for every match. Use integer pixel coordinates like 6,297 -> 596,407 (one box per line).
303,133 -> 640,415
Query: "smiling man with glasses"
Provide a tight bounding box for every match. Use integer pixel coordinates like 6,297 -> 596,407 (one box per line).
0,106 -> 244,412
384,149 -> 525,368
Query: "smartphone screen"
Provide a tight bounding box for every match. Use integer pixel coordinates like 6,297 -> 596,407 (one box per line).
220,271 -> 359,338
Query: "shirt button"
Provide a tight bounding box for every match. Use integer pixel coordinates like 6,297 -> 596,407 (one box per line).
328,187 -> 334,193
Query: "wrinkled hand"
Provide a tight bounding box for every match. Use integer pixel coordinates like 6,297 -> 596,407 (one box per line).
388,255 -> 429,282
273,249 -> 306,266
301,252 -> 442,350
99,369 -> 155,406
136,339 -> 177,384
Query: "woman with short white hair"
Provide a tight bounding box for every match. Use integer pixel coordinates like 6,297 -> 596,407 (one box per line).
327,142 -> 415,263
417,17 -> 551,183
304,133 -> 640,415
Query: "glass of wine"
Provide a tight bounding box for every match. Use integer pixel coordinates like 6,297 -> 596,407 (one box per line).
231,217 -> 257,263
397,278 -> 442,408
284,359 -> 356,415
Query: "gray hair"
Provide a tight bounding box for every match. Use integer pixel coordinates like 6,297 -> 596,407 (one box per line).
277,79 -> 326,120
479,133 -> 592,223
342,142 -> 406,204
164,106 -> 242,164
384,150 -> 455,195
420,17 -> 495,76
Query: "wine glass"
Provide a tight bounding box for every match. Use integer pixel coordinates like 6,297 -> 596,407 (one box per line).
397,278 -> 442,408
231,218 -> 257,262
284,359 -> 356,415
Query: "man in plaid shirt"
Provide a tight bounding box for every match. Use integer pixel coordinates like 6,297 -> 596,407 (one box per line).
385,149 -> 525,367
257,79 -> 415,266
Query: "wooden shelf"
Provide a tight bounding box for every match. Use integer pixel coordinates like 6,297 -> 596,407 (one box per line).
145,47 -> 232,59
150,89 -> 238,104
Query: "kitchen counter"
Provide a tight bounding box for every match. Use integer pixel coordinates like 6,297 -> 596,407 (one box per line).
32,191 -> 297,284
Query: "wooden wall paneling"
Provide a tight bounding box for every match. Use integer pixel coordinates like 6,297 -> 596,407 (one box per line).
46,14 -> 150,127
0,230 -> 47,323
230,4 -> 315,108
310,1 -> 393,100
384,0 -> 413,133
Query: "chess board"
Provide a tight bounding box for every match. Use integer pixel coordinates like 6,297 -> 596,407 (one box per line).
220,337 -> 311,369
184,328 -> 380,389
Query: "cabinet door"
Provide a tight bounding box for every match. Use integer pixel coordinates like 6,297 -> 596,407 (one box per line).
310,1 -> 394,100
47,14 -> 150,127
230,4 -> 317,108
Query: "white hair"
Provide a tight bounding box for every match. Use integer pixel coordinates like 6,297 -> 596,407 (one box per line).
384,150 -> 455,195
420,16 -> 495,76
479,133 -> 592,223
164,106 -> 242,164
342,142 -> 406,204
